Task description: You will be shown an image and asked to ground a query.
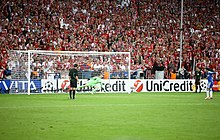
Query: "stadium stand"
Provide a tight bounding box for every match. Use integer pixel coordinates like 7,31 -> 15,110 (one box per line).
0,0 -> 219,79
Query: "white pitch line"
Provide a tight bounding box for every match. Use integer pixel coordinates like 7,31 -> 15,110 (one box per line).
0,103 -> 219,109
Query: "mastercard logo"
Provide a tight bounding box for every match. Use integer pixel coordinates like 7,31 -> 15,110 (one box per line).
213,81 -> 220,91
134,80 -> 143,92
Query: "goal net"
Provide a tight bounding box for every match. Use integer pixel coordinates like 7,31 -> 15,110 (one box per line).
7,50 -> 130,94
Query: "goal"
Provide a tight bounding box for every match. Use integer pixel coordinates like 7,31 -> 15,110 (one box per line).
7,50 -> 131,94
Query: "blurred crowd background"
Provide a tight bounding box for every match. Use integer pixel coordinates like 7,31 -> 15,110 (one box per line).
0,0 -> 219,80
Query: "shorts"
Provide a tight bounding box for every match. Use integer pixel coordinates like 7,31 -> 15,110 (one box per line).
195,80 -> 200,85
207,82 -> 214,89
70,79 -> 77,88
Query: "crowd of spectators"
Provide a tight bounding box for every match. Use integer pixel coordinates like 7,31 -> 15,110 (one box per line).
0,0 -> 220,79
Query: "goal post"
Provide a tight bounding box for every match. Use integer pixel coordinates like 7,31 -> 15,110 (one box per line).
28,50 -> 31,95
8,50 -> 131,94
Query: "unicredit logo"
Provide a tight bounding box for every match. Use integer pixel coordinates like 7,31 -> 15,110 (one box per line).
134,80 -> 143,92
145,80 -> 193,92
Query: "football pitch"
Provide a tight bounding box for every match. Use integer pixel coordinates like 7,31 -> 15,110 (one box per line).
0,92 -> 220,140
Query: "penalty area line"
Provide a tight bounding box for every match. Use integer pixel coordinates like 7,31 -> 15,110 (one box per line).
0,103 -> 219,109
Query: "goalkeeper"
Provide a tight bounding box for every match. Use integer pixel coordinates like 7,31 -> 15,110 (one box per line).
77,74 -> 103,94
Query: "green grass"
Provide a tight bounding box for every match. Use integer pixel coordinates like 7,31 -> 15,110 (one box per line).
0,92 -> 220,140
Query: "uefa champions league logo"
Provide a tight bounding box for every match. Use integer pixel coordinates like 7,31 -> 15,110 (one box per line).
200,81 -> 207,90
